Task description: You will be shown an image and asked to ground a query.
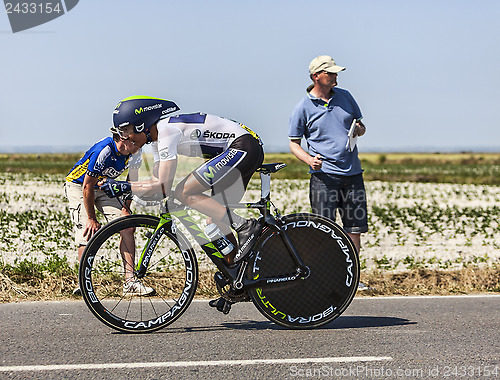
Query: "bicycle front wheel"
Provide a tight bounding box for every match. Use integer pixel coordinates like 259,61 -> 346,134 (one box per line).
247,213 -> 359,329
79,214 -> 198,333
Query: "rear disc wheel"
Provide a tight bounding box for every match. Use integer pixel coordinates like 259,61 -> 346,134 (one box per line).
247,213 -> 359,329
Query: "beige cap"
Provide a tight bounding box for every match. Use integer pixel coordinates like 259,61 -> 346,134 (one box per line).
309,55 -> 346,74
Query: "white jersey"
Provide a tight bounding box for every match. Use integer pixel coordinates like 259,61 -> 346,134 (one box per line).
153,113 -> 258,161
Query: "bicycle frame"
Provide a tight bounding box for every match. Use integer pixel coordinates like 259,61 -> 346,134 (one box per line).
134,170 -> 309,291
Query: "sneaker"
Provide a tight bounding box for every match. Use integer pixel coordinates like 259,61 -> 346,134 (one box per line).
123,280 -> 155,296
358,282 -> 370,291
72,286 -> 82,296
234,218 -> 262,263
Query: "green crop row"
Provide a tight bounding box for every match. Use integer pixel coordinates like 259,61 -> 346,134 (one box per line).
2,152 -> 500,184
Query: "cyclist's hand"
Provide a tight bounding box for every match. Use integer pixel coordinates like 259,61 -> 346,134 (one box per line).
100,179 -> 132,198
84,218 -> 101,241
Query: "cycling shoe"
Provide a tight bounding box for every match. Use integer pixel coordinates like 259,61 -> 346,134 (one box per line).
209,297 -> 233,314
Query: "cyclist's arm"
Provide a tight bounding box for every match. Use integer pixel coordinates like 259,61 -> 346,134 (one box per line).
150,142 -> 160,178
82,174 -> 100,240
153,161 -> 160,178
130,159 -> 177,198
127,167 -> 139,182
129,126 -> 179,197
127,149 -> 143,182
122,168 -> 139,213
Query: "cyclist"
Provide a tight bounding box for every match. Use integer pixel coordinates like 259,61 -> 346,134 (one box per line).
65,132 -> 154,296
102,96 -> 265,267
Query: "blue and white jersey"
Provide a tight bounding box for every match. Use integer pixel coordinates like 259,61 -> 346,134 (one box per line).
66,137 -> 142,185
154,113 -> 260,161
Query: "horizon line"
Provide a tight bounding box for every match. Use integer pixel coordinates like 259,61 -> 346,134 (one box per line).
1,145 -> 500,154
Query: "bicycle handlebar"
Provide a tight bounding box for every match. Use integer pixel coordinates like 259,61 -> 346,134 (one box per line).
129,194 -> 163,207
123,193 -> 184,214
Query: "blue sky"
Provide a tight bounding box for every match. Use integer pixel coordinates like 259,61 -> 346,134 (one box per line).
1,0 -> 499,153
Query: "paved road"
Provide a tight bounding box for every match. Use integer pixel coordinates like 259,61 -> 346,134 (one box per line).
0,295 -> 499,379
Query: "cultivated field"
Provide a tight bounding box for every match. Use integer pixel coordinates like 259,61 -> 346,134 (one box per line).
1,153 -> 499,300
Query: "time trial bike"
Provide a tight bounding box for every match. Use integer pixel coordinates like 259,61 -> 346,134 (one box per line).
79,163 -> 360,333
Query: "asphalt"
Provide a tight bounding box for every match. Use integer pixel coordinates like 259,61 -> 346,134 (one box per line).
0,295 -> 498,379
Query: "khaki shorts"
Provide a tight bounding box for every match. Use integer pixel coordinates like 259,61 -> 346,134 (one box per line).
64,181 -> 124,246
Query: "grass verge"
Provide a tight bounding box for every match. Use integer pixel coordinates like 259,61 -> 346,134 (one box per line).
360,266 -> 500,296
1,266 -> 498,303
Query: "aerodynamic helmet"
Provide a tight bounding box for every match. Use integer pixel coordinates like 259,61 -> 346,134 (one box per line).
111,96 -> 180,141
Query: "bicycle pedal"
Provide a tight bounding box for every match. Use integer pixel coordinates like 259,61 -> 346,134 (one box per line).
214,272 -> 230,287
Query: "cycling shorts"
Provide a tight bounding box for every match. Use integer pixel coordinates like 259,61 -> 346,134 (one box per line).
193,134 -> 264,203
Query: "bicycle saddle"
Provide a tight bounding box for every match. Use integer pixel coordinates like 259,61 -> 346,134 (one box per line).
256,163 -> 287,174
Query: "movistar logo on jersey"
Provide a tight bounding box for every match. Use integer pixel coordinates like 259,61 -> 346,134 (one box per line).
203,166 -> 217,182
135,103 -> 163,115
196,148 -> 246,186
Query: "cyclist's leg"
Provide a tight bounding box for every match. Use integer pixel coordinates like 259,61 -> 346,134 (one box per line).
174,172 -> 235,222
174,136 -> 263,224
174,170 -> 243,264
174,136 -> 263,263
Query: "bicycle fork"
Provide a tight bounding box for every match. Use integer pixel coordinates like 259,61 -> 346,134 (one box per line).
135,214 -> 173,279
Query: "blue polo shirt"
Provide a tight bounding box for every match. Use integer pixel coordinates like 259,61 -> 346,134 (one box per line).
288,87 -> 363,176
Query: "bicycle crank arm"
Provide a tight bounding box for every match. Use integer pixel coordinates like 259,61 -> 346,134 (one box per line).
233,261 -> 248,290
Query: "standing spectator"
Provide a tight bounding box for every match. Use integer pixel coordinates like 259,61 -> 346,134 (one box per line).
65,133 -> 153,296
288,55 -> 368,253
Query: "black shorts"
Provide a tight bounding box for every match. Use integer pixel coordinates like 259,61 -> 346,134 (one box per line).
193,134 -> 264,203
